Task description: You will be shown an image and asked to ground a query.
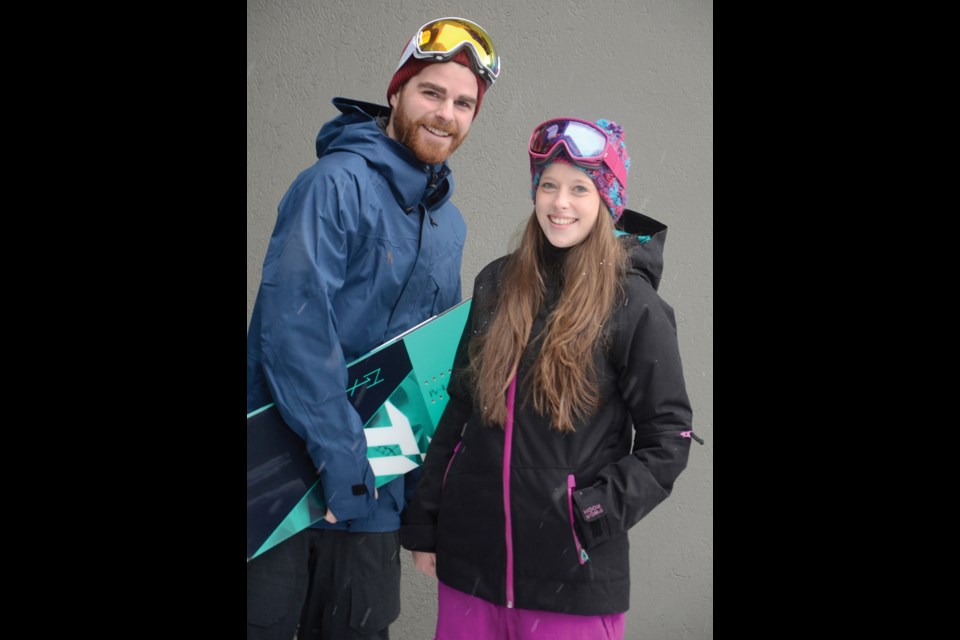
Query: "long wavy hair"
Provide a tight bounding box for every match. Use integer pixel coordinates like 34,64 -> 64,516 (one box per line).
467,204 -> 627,432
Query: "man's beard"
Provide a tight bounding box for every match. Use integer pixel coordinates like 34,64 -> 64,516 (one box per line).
391,102 -> 467,164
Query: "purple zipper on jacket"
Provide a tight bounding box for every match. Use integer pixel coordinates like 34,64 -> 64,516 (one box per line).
441,441 -> 462,490
566,474 -> 590,565
502,376 -> 517,608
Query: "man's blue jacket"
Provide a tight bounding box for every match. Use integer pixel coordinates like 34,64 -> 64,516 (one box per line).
247,97 -> 466,531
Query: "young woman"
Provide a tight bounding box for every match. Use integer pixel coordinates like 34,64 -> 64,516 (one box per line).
401,118 -> 700,639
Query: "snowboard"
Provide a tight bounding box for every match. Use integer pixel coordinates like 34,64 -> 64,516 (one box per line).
247,299 -> 471,561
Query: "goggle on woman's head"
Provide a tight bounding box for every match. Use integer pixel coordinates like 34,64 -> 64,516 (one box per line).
396,17 -> 501,91
528,118 -> 628,187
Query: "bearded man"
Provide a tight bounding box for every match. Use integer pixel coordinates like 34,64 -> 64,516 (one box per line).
246,17 -> 500,640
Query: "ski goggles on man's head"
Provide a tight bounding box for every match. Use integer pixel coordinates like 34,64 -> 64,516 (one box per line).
396,17 -> 500,89
528,118 -> 628,187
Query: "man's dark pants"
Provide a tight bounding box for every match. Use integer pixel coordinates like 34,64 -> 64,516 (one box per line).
247,528 -> 401,639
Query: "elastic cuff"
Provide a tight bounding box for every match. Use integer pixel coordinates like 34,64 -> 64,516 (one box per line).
399,524 -> 436,552
325,464 -> 376,521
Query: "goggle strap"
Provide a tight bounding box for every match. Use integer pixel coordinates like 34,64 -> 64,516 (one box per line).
601,149 -> 628,189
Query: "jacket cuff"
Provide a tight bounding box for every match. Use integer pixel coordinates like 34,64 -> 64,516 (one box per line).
399,524 -> 436,552
572,486 -> 613,550
324,463 -> 376,522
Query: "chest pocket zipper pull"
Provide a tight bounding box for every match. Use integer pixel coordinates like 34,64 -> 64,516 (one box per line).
441,424 -> 469,490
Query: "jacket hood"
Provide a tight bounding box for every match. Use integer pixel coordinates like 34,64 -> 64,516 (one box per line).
315,97 -> 454,211
615,208 -> 669,291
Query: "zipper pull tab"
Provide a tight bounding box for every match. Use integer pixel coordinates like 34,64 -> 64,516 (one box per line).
679,430 -> 705,445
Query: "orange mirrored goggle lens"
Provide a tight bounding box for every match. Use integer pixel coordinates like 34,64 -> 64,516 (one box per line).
416,18 -> 500,80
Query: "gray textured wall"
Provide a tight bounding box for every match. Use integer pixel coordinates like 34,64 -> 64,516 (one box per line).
247,1 -> 712,638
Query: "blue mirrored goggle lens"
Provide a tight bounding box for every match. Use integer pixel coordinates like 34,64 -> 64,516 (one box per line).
531,121 -> 607,159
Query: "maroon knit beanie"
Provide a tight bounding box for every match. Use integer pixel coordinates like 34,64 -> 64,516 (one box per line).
386,49 -> 487,119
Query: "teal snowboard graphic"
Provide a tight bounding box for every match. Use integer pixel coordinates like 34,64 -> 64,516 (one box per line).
247,299 -> 471,561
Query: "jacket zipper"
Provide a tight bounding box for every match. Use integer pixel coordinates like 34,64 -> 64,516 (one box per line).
441,423 -> 468,490
503,377 -> 517,608
566,474 -> 590,565
441,441 -> 462,490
